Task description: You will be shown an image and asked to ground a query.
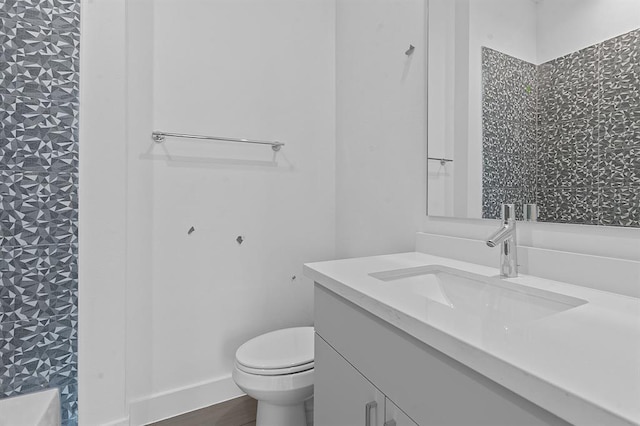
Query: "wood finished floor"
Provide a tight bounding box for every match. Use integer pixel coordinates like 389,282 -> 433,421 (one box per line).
149,395 -> 257,426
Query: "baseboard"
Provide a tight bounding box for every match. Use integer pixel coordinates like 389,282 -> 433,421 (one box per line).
416,232 -> 640,298
128,375 -> 244,425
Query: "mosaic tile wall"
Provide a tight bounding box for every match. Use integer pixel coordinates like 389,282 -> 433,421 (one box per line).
482,28 -> 640,227
481,47 -> 538,220
0,1 -> 79,424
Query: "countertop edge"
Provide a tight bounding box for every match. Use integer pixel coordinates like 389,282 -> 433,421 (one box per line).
303,261 -> 638,426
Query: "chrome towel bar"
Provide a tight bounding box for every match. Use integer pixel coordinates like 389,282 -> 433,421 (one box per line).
428,157 -> 453,166
152,131 -> 285,152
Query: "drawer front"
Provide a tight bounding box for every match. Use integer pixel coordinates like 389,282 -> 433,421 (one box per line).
315,334 -> 385,426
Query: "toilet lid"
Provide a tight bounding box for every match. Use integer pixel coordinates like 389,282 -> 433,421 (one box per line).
235,327 -> 314,372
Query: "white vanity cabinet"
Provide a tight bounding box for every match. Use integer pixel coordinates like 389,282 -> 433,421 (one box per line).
314,285 -> 570,426
385,398 -> 418,426
315,334 -> 417,426
315,335 -> 383,426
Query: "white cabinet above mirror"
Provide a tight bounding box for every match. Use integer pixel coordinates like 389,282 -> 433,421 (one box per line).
427,0 -> 640,227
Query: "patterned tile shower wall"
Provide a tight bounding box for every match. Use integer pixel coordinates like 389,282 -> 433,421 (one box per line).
482,28 -> 640,227
0,1 -> 79,425
482,48 -> 538,220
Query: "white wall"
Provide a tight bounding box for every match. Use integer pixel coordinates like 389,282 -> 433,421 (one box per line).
335,0 -> 426,259
124,0 -> 156,423
81,0 -> 337,424
131,0 -> 337,423
536,0 -> 640,63
427,0 -> 460,217
469,0 -> 538,65
78,0 -> 128,424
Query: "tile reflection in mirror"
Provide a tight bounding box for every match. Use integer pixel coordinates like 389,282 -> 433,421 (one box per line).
481,29 -> 639,227
427,0 -> 640,227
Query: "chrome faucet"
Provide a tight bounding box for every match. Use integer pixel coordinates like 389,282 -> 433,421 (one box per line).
486,204 -> 518,278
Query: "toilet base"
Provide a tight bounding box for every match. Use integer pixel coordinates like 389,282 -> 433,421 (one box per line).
256,400 -> 307,426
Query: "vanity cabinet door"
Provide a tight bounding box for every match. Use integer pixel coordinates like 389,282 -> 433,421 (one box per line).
315,334 -> 385,426
385,399 -> 418,426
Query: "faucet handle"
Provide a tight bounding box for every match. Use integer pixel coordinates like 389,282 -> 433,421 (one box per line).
501,203 -> 516,221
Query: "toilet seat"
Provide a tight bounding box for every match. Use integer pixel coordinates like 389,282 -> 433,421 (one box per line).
235,360 -> 314,376
235,327 -> 314,377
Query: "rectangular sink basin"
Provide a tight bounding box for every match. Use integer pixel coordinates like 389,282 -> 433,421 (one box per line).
370,265 -> 587,325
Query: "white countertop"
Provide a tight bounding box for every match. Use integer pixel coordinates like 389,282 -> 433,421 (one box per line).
304,252 -> 640,426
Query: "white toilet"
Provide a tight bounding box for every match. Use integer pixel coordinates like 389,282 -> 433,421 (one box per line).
233,326 -> 314,426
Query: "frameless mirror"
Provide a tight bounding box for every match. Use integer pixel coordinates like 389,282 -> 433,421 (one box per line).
427,0 -> 640,227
